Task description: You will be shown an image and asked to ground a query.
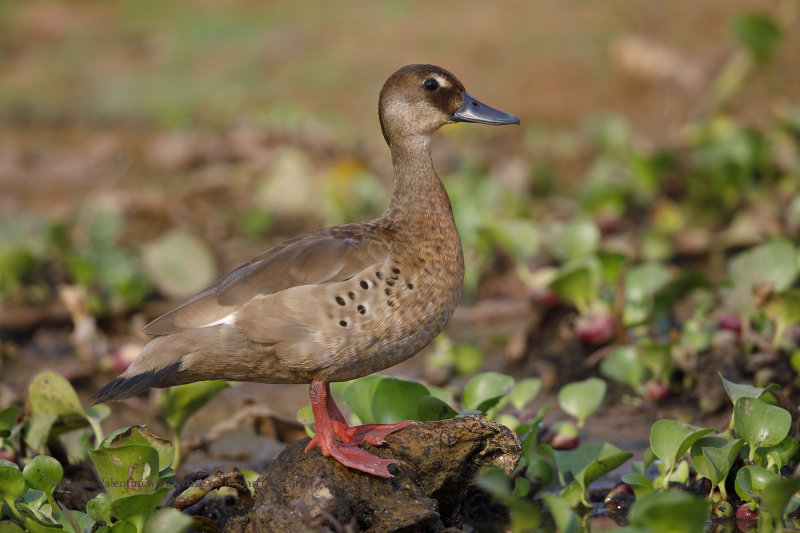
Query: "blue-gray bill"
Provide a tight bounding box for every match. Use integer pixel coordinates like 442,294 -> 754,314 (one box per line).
451,91 -> 520,125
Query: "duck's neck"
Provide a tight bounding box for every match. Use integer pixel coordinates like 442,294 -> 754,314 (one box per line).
384,135 -> 454,226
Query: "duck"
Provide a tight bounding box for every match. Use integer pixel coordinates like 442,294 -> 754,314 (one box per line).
92,64 -> 520,478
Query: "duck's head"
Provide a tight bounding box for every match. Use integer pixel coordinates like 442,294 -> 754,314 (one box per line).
378,64 -> 519,145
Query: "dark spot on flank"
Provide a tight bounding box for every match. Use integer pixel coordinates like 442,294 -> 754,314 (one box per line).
349,292 -> 355,300
385,288 -> 393,296
335,296 -> 346,306
387,298 -> 396,307
407,283 -> 414,289
357,305 -> 366,314
360,280 -> 369,289
390,274 -> 399,280
392,267 -> 400,274
376,271 -> 383,280
386,280 -> 395,287
339,320 -> 347,327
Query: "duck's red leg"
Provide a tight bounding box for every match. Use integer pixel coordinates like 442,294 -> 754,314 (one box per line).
305,380 -> 412,477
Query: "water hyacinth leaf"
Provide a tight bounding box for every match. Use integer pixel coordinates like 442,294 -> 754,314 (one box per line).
296,405 -> 315,437
369,377 -> 429,423
735,465 -> 780,503
0,405 -> 19,438
507,378 -> 542,412
99,520 -> 137,533
24,413 -> 58,454
689,436 -> 743,488
101,426 -> 174,474
762,475 -> 800,523
650,420 -> 713,472
416,396 -> 459,422
599,345 -> 646,389
53,510 -> 95,533
21,516 -> 63,533
734,397 -> 791,449
549,261 -> 597,312
332,375 -> 382,424
728,239 -> 798,291
489,218 -> 540,261
624,262 -> 671,324
110,488 -> 170,521
476,467 -> 512,498
22,455 -> 62,495
731,12 -> 783,62
597,251 -> 626,284
541,493 -> 580,533
141,229 -> 217,299
761,289 -> 800,349
0,521 -> 25,532
719,374 -> 777,405
755,435 -> 799,471
628,490 -> 710,533
27,372 -> 85,418
86,492 -> 112,523
164,381 -> 229,435
566,442 -> 633,496
558,378 -> 606,427
452,344 -> 483,376
0,465 -> 26,505
463,372 -> 515,412
547,219 -> 601,262
621,473 -> 654,498
89,445 -> 159,501
144,507 -> 194,533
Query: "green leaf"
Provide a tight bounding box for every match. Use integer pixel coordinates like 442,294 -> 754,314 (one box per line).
731,12 -> 782,62
369,377 -> 429,423
507,378 -> 542,412
476,467 -> 511,498
541,493 -> 579,533
23,456 -> 62,495
0,521 -> 25,532
24,413 -> 58,454
164,381 -> 228,436
89,445 -> 160,501
557,378 -> 606,427
549,261 -> 598,311
762,474 -> 800,522
53,510 -> 94,533
547,219 -> 600,262
0,406 -> 19,438
621,473 -> 654,498
27,372 -> 85,418
100,427 -> 174,475
462,372 -> 515,412
719,374 -> 777,405
689,436 -> 743,488
0,465 -> 26,505
86,493 -> 112,523
650,420 -> 713,474
734,397 -> 791,449
599,345 -> 646,389
142,229 -> 217,299
110,488 -> 169,521
562,442 -> 633,499
416,396 -> 459,422
735,465 -> 780,503
331,375 -> 383,424
761,289 -> 800,350
628,490 -> 710,533
143,507 -> 193,533
729,239 -> 798,291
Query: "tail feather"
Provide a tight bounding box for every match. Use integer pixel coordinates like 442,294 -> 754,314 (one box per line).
91,362 -> 182,404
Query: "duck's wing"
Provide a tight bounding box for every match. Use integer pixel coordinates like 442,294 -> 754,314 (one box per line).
143,226 -> 390,335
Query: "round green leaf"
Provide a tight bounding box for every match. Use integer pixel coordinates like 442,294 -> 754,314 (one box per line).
144,507 -> 194,533
0,465 -> 26,504
369,377 -> 429,423
331,375 -> 382,424
628,490 -> 710,533
101,426 -> 174,474
719,374 -> 777,405
27,372 -> 85,418
689,436 -> 743,488
142,229 -> 217,299
22,456 -> 62,495
463,372 -> 515,412
734,397 -> 791,449
600,345 -> 646,389
0,521 -> 25,532
0,405 -> 19,438
89,445 -> 160,501
729,239 -> 798,291
762,474 -> 800,521
507,378 -> 542,412
650,419 -> 713,471
735,465 -> 780,503
557,378 -> 606,426
110,488 -> 169,521
416,395 -> 459,422
87,492 -> 112,523
547,219 -> 600,262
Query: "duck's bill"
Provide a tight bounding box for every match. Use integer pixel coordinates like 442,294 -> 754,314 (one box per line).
451,92 -> 520,125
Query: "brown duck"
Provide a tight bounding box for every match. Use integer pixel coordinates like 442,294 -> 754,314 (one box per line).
93,64 -> 519,477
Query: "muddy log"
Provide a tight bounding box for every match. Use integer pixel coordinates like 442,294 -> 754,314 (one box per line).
224,415 -> 521,533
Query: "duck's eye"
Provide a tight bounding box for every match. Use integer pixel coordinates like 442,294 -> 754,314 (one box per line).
423,79 -> 439,92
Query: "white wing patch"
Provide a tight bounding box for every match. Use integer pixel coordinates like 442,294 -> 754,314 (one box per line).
202,312 -> 237,328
